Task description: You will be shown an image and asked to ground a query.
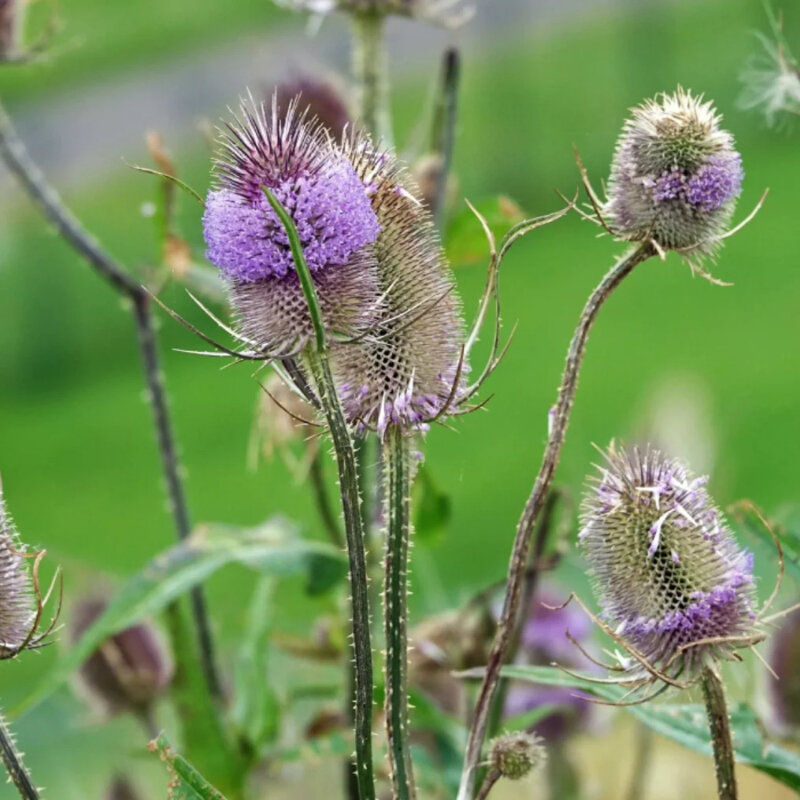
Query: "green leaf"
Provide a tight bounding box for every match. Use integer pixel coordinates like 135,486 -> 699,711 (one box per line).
413,465 -> 452,545
445,195 -> 527,267
461,665 -> 800,792
149,733 -> 229,799
233,577 -> 281,761
14,517 -> 347,716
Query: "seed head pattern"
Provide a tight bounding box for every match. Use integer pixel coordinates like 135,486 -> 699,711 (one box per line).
0,486 -> 34,659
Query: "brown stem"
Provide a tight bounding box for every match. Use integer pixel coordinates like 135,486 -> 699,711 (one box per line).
701,666 -> 738,800
457,243 -> 654,799
474,767 -> 500,800
0,98 -> 221,700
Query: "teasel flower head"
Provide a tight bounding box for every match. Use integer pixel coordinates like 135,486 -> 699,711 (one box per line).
604,89 -> 744,258
71,598 -> 172,722
738,11 -> 800,128
333,135 -> 466,437
767,608 -> 800,734
273,74 -> 351,139
489,731 -> 547,781
578,444 -> 758,689
0,478 -> 58,660
273,0 -> 473,28
203,96 -> 381,355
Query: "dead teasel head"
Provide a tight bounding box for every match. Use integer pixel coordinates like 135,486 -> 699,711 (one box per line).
333,134 -> 467,438
604,88 -> 744,260
202,95 -> 382,356
0,477 -> 59,660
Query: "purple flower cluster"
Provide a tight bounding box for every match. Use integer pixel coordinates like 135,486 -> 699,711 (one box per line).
605,89 -> 743,255
580,445 -> 756,675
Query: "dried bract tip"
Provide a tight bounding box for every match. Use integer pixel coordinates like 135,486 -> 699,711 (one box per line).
580,444 -> 756,677
0,484 -> 35,659
489,731 -> 546,780
72,598 -> 172,719
273,74 -> 351,139
768,608 -> 800,733
334,136 -> 465,437
739,17 -> 800,128
203,96 -> 381,353
605,88 -> 743,257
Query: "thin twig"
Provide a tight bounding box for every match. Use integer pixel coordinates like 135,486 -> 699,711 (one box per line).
0,97 -> 222,700
701,665 -> 738,800
474,767 -> 500,800
457,242 -> 655,800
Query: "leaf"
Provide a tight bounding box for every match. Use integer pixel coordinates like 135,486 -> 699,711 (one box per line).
413,465 -> 452,545
460,665 -> 800,792
149,733 -> 229,799
14,517 -> 347,716
445,195 -> 527,267
233,577 -> 281,761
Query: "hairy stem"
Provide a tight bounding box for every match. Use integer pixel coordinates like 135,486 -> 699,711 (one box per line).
458,243 -> 654,799
384,429 -> 417,799
0,711 -> 40,800
351,11 -> 392,143
266,189 -> 376,800
0,98 -> 222,700
701,665 -> 738,800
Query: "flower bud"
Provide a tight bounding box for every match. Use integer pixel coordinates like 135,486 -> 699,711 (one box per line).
72,598 -> 171,719
489,731 -> 546,780
605,89 -> 743,256
580,444 -> 756,675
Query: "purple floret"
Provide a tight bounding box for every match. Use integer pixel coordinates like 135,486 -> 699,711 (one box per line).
653,153 -> 743,213
203,155 -> 380,283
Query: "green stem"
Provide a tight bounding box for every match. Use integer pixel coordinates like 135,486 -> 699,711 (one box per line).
350,11 -> 392,143
701,666 -> 738,800
384,429 -> 417,799
0,710 -> 40,800
265,189 -> 376,800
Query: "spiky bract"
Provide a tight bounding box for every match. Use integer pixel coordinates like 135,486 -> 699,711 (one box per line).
0,486 -> 34,659
203,98 -> 381,353
333,136 -> 465,436
489,731 -> 546,780
605,89 -> 743,257
580,444 -> 756,677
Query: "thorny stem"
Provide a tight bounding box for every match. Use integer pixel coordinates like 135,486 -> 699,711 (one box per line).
474,767 -> 500,800
384,428 -> 417,800
0,98 -> 222,699
457,242 -> 655,800
701,665 -> 738,800
0,711 -> 40,800
351,11 -> 392,143
266,189 -> 376,800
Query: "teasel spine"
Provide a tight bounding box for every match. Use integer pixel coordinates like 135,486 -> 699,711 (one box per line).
384,428 -> 417,799
264,188 -> 376,800
457,241 -> 656,800
700,665 -> 738,800
0,711 -> 40,800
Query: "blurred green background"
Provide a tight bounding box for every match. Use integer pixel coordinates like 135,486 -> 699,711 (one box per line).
0,0 -> 798,797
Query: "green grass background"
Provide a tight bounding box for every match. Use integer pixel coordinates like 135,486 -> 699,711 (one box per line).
0,0 -> 799,796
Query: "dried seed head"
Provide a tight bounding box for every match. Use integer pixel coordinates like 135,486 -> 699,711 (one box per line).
273,74 -> 351,139
605,89 -> 743,256
489,731 -> 546,780
203,97 -> 381,352
580,444 -> 756,675
275,0 -> 473,27
72,598 -> 172,718
333,136 -> 465,436
768,609 -> 800,733
0,484 -> 35,659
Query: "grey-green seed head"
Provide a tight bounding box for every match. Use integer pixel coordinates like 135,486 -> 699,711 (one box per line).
489,731 -> 546,780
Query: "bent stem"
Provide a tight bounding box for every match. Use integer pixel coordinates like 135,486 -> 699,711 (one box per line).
0,711 -> 39,800
351,10 -> 392,143
265,189 -> 376,800
384,428 -> 417,799
457,242 -> 655,800
701,665 -> 738,800
0,98 -> 222,701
